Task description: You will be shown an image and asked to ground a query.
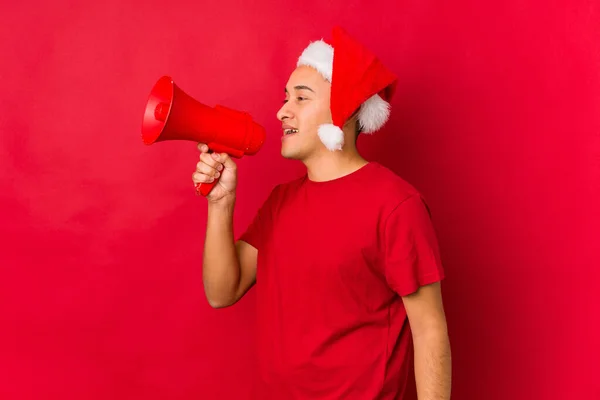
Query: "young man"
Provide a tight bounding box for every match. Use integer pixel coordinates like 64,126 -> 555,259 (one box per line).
192,27 -> 451,400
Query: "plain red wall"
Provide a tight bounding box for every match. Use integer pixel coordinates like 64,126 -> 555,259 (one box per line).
1,1 -> 598,399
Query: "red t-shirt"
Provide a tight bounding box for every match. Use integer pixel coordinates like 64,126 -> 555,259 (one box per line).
239,162 -> 445,399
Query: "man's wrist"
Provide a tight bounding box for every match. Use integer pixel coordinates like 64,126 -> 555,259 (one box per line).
207,194 -> 236,214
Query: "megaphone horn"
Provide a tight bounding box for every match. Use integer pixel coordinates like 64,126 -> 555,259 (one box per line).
141,76 -> 267,196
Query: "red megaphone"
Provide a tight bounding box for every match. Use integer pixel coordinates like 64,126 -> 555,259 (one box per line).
141,75 -> 267,196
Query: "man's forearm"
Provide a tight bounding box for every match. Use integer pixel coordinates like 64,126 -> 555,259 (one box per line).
202,197 -> 241,308
413,330 -> 452,400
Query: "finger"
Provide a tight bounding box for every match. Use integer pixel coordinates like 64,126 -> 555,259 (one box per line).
211,153 -> 236,170
195,160 -> 221,177
200,152 -> 223,171
192,171 -> 216,185
197,143 -> 208,153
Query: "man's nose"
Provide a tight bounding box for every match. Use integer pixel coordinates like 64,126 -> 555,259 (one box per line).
277,102 -> 292,121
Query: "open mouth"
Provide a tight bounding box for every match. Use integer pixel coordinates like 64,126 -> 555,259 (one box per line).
283,128 -> 299,136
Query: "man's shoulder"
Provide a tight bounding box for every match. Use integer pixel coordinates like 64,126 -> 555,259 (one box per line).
369,162 -> 422,204
270,175 -> 304,194
261,175 -> 305,205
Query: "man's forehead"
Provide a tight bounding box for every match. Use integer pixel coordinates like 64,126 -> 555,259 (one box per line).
285,66 -> 329,91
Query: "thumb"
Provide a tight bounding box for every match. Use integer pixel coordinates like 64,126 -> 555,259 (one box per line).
197,143 -> 208,152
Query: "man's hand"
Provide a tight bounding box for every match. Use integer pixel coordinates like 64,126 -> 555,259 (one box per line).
402,282 -> 452,400
192,143 -> 238,203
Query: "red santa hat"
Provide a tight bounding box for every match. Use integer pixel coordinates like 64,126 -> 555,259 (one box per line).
297,26 -> 398,151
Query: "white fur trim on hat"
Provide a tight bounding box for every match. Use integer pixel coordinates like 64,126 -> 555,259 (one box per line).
297,40 -> 333,82
358,94 -> 391,133
318,123 -> 344,151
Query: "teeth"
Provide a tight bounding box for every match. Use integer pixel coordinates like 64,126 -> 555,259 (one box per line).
284,129 -> 298,135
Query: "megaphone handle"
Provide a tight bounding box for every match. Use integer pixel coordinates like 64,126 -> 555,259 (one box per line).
195,179 -> 219,196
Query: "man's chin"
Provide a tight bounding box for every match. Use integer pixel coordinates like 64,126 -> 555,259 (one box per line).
280,147 -> 300,160
280,151 -> 299,160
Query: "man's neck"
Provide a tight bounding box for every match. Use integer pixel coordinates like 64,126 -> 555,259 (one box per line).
303,147 -> 368,182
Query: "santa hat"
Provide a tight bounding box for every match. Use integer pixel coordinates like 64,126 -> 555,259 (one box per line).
297,26 -> 398,151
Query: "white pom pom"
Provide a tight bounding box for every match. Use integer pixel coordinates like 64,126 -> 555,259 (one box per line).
297,40 -> 334,82
358,94 -> 391,133
318,124 -> 344,151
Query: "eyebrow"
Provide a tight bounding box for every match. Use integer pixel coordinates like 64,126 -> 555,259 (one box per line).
284,85 -> 315,93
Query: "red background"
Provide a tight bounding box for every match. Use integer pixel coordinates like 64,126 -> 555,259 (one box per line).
1,1 -> 599,399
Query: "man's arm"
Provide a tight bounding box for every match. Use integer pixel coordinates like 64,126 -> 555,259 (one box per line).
202,197 -> 258,308
402,281 -> 451,400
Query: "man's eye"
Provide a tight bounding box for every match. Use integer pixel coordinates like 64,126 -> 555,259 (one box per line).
297,97 -> 306,101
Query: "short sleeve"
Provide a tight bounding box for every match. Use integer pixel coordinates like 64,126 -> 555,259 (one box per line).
238,185 -> 279,251
383,194 -> 445,297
